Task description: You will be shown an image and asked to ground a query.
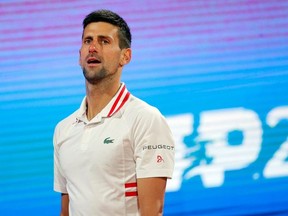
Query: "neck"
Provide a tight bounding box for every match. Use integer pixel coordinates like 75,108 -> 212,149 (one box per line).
85,79 -> 121,121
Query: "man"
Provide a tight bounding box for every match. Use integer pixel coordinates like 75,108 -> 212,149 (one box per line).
53,9 -> 175,216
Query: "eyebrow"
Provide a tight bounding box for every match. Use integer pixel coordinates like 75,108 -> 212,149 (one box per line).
82,35 -> 113,42
98,35 -> 113,40
83,35 -> 93,40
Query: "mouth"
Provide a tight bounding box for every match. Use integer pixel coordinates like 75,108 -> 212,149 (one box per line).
87,57 -> 101,65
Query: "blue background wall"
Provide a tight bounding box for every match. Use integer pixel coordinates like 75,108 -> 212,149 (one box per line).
1,0 -> 288,215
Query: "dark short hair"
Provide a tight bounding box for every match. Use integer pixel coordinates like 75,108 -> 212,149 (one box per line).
83,9 -> 131,49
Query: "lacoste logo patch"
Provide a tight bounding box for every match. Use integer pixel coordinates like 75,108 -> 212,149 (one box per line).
104,137 -> 114,144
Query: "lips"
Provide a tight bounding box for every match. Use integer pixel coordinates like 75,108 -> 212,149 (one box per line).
87,57 -> 101,64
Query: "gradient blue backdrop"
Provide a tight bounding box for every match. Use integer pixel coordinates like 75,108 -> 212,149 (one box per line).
1,0 -> 288,215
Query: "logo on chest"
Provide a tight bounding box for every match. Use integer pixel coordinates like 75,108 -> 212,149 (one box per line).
103,137 -> 114,144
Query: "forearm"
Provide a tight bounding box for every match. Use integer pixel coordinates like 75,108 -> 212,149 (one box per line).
139,200 -> 164,216
60,193 -> 69,216
137,177 -> 167,216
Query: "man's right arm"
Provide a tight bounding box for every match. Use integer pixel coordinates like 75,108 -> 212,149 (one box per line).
60,193 -> 69,216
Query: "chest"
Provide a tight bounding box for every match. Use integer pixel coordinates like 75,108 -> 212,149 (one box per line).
58,118 -> 134,178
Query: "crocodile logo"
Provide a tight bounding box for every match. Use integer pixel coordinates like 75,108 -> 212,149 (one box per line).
104,137 -> 114,144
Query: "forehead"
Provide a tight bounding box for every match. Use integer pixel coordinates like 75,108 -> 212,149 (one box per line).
83,22 -> 119,38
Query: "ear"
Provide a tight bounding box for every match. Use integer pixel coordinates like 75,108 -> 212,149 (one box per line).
120,48 -> 132,66
78,49 -> 81,66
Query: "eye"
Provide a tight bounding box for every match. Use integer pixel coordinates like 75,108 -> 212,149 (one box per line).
100,38 -> 109,45
84,38 -> 92,44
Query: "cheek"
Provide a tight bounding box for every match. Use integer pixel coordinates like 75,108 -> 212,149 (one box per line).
79,50 -> 86,65
112,51 -> 122,62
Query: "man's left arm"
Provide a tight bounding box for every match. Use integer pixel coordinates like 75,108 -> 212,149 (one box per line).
137,177 -> 167,216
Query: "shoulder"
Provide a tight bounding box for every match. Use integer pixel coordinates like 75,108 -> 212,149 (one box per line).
122,95 -> 169,130
54,109 -> 78,136
125,95 -> 163,120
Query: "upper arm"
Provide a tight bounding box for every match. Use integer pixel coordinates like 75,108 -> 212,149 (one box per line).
137,177 -> 167,216
60,193 -> 69,216
133,107 -> 175,179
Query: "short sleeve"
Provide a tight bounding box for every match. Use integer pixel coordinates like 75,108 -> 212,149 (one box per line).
53,125 -> 68,193
133,107 -> 175,179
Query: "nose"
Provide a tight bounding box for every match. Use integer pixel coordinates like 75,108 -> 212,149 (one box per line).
89,43 -> 97,53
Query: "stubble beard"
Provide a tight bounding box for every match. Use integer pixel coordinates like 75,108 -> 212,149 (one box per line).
82,67 -> 108,85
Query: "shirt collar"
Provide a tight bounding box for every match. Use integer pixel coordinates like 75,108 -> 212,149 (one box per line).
76,83 -> 130,123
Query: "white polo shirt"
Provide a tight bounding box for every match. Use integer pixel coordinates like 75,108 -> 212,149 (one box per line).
53,84 -> 175,216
